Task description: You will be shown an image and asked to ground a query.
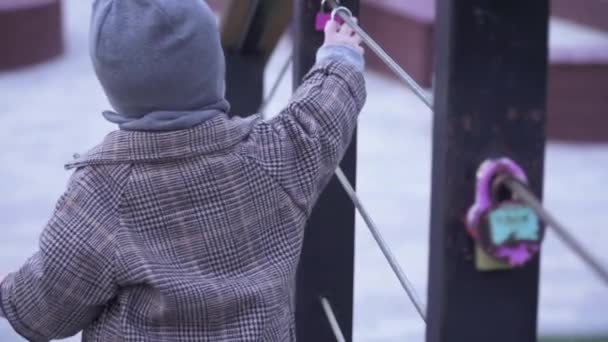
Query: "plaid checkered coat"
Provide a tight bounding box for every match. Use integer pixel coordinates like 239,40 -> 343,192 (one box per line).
0,60 -> 366,341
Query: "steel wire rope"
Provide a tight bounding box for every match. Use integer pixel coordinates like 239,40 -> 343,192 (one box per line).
335,168 -> 428,321
260,51 -> 293,114
320,297 -> 347,342
503,177 -> 608,285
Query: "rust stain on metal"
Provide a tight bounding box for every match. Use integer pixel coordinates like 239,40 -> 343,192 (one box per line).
463,116 -> 473,131
507,108 -> 519,121
531,110 -> 544,122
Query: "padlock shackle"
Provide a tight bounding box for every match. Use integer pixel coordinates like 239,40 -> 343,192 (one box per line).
320,0 -> 339,13
475,158 -> 528,212
490,174 -> 518,203
331,6 -> 353,22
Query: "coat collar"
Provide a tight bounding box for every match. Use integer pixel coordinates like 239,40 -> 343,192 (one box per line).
65,114 -> 258,170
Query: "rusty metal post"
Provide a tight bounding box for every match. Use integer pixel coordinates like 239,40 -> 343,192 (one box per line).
426,1 -> 549,341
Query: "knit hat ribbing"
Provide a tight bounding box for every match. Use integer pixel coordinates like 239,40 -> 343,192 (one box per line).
90,0 -> 229,117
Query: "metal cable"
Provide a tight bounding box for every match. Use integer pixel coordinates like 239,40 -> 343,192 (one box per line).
326,0 -> 433,109
320,297 -> 347,342
504,178 -> 608,285
260,51 -> 293,114
335,167 -> 427,322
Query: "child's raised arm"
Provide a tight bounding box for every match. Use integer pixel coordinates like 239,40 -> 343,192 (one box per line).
243,19 -> 367,214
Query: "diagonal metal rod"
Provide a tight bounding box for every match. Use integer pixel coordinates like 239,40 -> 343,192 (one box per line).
504,178 -> 608,285
335,167 -> 427,322
260,51 -> 293,114
320,297 -> 347,342
326,0 -> 433,109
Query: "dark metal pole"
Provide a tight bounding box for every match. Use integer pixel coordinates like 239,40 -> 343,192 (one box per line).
223,0 -> 292,116
426,1 -> 549,341
293,0 -> 359,341
223,1 -> 265,116
225,52 -> 265,116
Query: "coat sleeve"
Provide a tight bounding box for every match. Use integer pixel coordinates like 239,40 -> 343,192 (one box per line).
0,169 -> 119,341
245,59 -> 366,214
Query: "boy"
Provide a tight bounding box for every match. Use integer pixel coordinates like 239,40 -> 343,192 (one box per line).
0,0 -> 365,340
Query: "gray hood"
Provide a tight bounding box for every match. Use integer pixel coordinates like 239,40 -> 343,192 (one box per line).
90,0 -> 229,130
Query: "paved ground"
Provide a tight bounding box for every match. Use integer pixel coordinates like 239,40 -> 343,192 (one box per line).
0,1 -> 606,341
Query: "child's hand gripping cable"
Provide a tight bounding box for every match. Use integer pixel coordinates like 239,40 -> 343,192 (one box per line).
318,18 -> 365,71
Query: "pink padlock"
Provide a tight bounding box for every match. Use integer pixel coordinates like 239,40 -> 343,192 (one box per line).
465,158 -> 528,239
315,12 -> 343,31
465,158 -> 545,269
315,0 -> 345,31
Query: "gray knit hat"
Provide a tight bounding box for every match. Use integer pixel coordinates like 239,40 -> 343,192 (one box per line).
90,0 -> 229,117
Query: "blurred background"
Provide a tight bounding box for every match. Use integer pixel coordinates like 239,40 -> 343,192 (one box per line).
0,0 -> 606,341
